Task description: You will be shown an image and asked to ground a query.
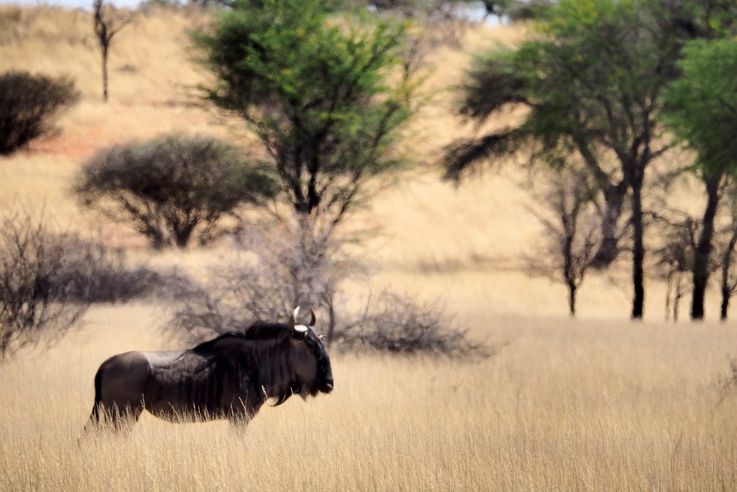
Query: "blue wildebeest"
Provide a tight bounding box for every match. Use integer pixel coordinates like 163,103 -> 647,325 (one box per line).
85,307 -> 333,430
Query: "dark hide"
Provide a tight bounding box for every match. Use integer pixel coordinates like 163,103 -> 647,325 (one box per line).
85,321 -> 333,430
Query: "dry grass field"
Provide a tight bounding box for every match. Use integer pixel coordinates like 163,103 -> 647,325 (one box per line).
1,5 -> 737,491
2,308 -> 737,490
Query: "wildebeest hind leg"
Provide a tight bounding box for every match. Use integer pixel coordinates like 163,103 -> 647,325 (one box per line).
85,400 -> 143,432
107,400 -> 144,431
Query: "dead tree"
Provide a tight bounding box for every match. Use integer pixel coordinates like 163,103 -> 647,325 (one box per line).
93,0 -> 132,102
653,215 -> 696,322
531,169 -> 600,317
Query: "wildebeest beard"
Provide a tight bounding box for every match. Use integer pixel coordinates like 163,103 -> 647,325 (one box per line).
272,383 -> 302,406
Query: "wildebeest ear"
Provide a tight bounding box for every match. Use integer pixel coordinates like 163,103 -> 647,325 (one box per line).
308,309 -> 316,327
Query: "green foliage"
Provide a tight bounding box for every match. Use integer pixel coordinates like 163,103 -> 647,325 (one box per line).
196,0 -> 415,220
449,0 -> 737,180
76,134 -> 278,249
666,0 -> 737,39
0,71 -> 79,155
456,0 -> 677,168
447,0 -> 697,317
663,39 -> 737,178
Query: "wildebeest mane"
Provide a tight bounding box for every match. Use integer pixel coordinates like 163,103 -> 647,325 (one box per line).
188,321 -> 298,407
190,322 -> 291,355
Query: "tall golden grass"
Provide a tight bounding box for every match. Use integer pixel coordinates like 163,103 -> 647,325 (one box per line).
1,306 -> 736,490
1,6 -> 736,491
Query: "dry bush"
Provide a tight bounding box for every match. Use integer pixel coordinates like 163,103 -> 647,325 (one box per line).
168,219 -> 485,357
526,168 -> 601,317
0,71 -> 79,155
168,218 -> 346,344
0,214 -> 89,359
0,213 -> 190,360
335,292 -> 488,357
652,212 -> 697,321
53,242 -> 192,304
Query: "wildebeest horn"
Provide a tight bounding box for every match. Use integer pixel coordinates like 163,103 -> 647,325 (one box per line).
288,307 -> 299,330
308,309 -> 316,327
291,306 -> 308,333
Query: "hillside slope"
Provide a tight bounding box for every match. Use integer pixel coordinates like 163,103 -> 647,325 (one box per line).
0,6 -> 713,320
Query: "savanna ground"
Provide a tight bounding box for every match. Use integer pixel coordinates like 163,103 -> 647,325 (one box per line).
1,6 -> 736,490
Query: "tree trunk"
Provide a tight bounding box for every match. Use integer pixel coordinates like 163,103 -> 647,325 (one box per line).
720,229 -> 737,321
174,228 -> 193,248
665,270 -> 673,322
172,218 -> 197,249
721,287 -> 730,321
101,46 -> 109,102
630,175 -> 645,319
591,181 -> 627,268
673,278 -> 681,322
690,174 -> 721,320
567,282 -> 577,317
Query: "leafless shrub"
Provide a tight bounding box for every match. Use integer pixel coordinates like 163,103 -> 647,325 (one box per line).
334,292 -> 488,357
527,168 -> 600,317
0,212 -> 194,360
54,242 -> 192,303
0,214 -> 90,360
168,217 -> 346,344
168,217 -> 486,357
652,212 -> 697,322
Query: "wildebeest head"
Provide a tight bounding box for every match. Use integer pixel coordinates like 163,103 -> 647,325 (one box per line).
286,307 -> 334,399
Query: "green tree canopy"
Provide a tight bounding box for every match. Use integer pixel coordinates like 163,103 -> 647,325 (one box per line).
196,0 -> 416,229
664,39 -> 737,177
445,0 -> 692,318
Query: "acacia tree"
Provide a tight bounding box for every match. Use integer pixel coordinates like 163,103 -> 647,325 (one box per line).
443,0 -> 697,319
76,134 -> 278,248
663,39 -> 737,320
196,0 -> 416,236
